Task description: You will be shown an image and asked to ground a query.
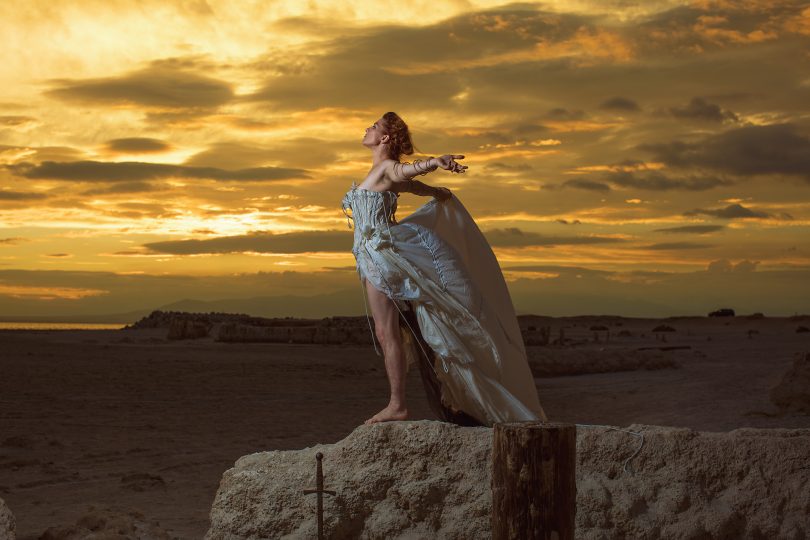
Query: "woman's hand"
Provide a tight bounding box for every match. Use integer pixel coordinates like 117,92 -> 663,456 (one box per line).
435,154 -> 467,174
433,187 -> 452,201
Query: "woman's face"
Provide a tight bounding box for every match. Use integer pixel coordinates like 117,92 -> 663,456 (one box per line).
362,117 -> 388,147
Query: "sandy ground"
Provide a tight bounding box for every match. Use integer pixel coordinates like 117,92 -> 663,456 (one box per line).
0,316 -> 808,538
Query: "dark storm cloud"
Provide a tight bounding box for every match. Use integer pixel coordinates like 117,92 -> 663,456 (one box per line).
266,15 -> 359,42
501,264 -> 611,277
633,2 -> 795,56
636,123 -> 810,182
141,109 -> 221,126
115,202 -> 178,215
638,242 -> 715,250
683,203 -> 786,220
562,179 -> 611,192
140,225 -> 625,256
652,224 -> 725,234
111,249 -> 153,256
105,138 -> 172,153
141,230 -> 351,255
512,123 -> 551,139
79,181 -> 161,195
707,258 -> 761,273
6,160 -> 309,182
148,55 -> 222,72
605,170 -> 734,191
599,97 -> 640,112
0,115 -> 37,127
736,260 -> 759,273
234,0 -> 808,124
426,120 -> 552,155
668,97 -> 739,123
0,144 -> 85,162
482,227 -> 624,247
184,139 -> 341,170
545,107 -> 586,121
458,4 -> 790,112
243,58 -> 460,111
43,67 -> 234,109
321,265 -> 359,272
0,190 -> 47,200
184,142 -> 274,169
241,6 -> 589,111
0,237 -> 27,245
483,162 -> 534,172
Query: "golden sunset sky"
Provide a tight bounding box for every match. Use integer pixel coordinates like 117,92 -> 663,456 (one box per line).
1,0 -> 808,320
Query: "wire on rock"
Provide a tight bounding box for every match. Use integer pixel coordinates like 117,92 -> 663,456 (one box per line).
575,423 -> 645,475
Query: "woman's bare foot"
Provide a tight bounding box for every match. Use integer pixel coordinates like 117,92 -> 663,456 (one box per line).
364,404 -> 408,425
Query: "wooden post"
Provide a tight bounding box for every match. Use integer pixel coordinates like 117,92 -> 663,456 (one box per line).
491,421 -> 576,539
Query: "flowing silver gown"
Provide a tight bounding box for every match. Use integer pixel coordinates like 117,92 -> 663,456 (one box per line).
341,181 -> 548,427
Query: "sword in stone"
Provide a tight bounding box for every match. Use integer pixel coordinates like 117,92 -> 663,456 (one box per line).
303,451 -> 336,539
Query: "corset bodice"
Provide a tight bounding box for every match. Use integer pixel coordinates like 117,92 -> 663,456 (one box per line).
341,182 -> 399,252
341,182 -> 398,226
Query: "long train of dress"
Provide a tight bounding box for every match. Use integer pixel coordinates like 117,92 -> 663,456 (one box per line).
341,182 -> 547,427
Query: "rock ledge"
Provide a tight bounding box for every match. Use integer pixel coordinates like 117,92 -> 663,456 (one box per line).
206,420 -> 810,539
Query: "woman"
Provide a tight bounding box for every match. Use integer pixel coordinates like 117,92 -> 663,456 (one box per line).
341,112 -> 548,427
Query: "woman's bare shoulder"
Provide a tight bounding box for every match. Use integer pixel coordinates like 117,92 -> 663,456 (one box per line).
382,159 -> 412,182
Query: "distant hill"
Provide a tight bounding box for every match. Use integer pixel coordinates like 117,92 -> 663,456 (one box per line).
158,288 -> 360,319
0,288 -> 363,324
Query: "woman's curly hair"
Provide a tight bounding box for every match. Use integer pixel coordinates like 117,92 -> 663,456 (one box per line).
380,112 -> 423,162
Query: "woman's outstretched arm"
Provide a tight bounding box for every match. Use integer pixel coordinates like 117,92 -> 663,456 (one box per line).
390,157 -> 438,180
388,155 -> 467,181
384,155 -> 465,199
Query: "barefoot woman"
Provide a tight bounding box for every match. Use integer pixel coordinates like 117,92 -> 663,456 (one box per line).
341,112 -> 547,427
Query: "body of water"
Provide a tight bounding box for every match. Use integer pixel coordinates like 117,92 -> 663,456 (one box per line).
0,322 -> 128,330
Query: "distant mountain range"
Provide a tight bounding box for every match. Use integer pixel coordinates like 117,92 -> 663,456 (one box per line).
0,289 -> 365,324
1,288 -> 785,324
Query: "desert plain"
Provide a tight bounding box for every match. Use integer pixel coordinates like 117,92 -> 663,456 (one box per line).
1,313 -> 808,538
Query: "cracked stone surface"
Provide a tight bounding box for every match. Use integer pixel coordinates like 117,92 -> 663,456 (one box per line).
206,420 -> 810,539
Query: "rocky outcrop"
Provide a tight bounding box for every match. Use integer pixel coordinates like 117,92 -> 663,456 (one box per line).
216,321 -> 373,345
526,347 -> 680,376
122,310 -> 328,330
206,420 -> 810,539
770,352 -> 810,413
0,497 -> 15,540
125,309 -> 278,330
125,310 -> 376,344
207,421 -> 490,540
125,311 -> 692,358
167,317 -> 213,340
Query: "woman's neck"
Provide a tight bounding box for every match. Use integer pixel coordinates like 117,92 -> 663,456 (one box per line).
370,145 -> 390,167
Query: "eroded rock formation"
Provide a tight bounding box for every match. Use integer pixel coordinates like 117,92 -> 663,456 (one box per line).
770,352 -> 810,413
0,497 -> 14,540
206,420 -> 810,539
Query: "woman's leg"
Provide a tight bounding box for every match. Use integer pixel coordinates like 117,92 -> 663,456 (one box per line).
362,277 -> 409,424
